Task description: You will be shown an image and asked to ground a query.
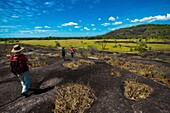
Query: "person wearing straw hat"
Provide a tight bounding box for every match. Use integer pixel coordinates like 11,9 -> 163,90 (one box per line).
10,45 -> 32,97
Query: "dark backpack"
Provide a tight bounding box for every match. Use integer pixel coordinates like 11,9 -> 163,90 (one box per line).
10,54 -> 28,74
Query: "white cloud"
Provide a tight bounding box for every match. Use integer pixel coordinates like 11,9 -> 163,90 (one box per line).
44,1 -> 55,7
108,28 -> 115,31
34,30 -> 45,33
62,22 -> 78,26
126,18 -> 130,21
74,26 -> 81,28
34,30 -> 58,33
101,23 -> 111,26
92,28 -> 96,30
19,30 -> 33,33
45,26 -> 51,28
131,14 -> 170,23
35,26 -> 42,29
131,19 -> 139,23
91,24 -> 95,26
113,21 -> 122,25
98,18 -> 101,20
109,16 -> 115,21
11,15 -> 19,18
84,27 -> 90,31
0,25 -> 20,28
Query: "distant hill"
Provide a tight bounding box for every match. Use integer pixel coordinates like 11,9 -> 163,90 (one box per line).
103,24 -> 170,39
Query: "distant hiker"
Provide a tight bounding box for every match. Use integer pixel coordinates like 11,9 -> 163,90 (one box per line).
61,47 -> 66,61
70,47 -> 75,58
10,45 -> 32,97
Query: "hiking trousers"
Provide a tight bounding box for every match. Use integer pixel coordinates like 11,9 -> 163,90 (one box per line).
17,71 -> 30,93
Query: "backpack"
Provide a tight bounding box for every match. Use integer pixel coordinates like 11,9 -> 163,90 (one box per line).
10,54 -> 28,74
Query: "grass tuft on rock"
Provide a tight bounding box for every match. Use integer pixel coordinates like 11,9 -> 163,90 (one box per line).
111,70 -> 121,77
63,59 -> 95,70
54,83 -> 97,113
107,57 -> 170,88
124,79 -> 154,101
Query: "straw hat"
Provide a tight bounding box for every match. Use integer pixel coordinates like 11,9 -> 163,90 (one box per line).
11,45 -> 24,53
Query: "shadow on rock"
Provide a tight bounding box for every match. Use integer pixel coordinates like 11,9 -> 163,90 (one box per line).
27,86 -> 54,97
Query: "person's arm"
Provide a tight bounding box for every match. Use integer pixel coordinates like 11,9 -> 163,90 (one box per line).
21,55 -> 32,67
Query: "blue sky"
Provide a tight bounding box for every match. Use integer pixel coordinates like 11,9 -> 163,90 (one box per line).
0,0 -> 170,38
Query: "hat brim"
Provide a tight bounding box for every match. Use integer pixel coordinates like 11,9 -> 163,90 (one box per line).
11,47 -> 24,53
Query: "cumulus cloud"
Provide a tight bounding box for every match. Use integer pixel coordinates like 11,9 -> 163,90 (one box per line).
101,23 -> 111,26
45,26 -> 51,28
113,21 -> 122,25
74,26 -> 81,28
84,27 -> 90,31
131,14 -> 170,23
35,26 -> 42,29
98,18 -> 101,20
91,24 -> 95,26
62,22 -> 78,26
109,16 -> 115,21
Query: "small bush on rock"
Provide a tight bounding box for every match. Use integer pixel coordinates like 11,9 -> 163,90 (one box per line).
54,83 -> 97,113
124,79 -> 154,101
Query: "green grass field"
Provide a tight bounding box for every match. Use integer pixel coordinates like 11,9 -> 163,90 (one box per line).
2,39 -> 170,53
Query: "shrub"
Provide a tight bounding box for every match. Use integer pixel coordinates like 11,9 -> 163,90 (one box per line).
87,45 -> 98,55
55,41 -> 61,48
135,40 -> 147,52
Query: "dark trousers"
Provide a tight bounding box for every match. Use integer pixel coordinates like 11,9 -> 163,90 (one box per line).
71,53 -> 74,58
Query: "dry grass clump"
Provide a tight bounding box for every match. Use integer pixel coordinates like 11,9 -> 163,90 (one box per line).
63,61 -> 81,70
107,58 -> 170,88
29,54 -> 48,67
79,59 -> 95,65
54,83 -> 97,113
124,79 -> 154,101
63,59 -> 95,70
111,70 -> 121,77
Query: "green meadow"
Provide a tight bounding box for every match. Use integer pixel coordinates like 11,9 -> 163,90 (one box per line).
1,39 -> 169,53
17,39 -> 170,53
